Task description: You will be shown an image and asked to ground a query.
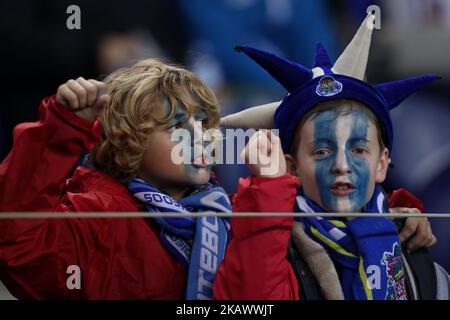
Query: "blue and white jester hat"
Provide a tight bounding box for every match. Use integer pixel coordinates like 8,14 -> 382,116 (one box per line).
221,14 -> 438,153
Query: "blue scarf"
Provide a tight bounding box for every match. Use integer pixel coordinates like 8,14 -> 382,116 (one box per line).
294,185 -> 408,300
128,178 -> 231,300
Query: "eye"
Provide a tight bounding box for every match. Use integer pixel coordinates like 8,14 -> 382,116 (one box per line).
195,116 -> 208,126
351,147 -> 368,155
313,149 -> 332,159
174,122 -> 184,129
167,121 -> 184,131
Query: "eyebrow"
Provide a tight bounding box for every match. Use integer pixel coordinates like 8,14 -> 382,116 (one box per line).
308,138 -> 335,148
194,108 -> 207,120
348,137 -> 371,144
166,109 -> 188,126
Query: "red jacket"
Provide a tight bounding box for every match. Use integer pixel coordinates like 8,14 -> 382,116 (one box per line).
0,96 -> 423,300
0,96 -> 188,299
213,176 -> 425,300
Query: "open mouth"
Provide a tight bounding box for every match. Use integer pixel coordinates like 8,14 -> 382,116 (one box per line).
330,181 -> 355,196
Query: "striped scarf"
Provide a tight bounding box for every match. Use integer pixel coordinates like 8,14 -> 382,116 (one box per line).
294,185 -> 408,300
128,178 -> 231,300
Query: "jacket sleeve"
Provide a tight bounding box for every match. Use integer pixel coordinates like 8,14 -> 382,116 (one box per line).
0,95 -> 99,212
0,195 -> 113,299
0,95 -> 102,299
214,174 -> 301,300
214,175 -> 426,300
388,188 -> 425,213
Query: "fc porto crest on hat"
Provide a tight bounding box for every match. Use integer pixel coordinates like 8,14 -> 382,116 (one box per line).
224,13 -> 439,153
316,76 -> 343,97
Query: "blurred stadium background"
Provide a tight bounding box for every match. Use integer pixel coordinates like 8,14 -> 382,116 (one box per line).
0,0 -> 449,297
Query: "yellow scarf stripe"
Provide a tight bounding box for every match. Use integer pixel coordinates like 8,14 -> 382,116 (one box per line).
359,257 -> 373,300
310,226 -> 357,258
328,219 -> 347,228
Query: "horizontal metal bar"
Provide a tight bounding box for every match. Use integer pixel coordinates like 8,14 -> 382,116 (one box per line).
0,212 -> 450,219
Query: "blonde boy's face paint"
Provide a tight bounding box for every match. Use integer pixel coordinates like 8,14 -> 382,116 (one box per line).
295,108 -> 382,213
139,103 -> 212,192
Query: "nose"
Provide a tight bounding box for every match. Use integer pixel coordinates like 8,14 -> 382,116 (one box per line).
332,149 -> 351,175
188,116 -> 205,147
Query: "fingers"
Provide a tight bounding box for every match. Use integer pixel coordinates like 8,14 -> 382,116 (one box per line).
390,207 -> 420,214
254,130 -> 280,156
66,79 -> 87,109
427,234 -> 438,247
257,130 -> 271,156
90,79 -> 108,97
56,84 -> 79,109
267,130 -> 281,149
77,77 -> 98,106
56,77 -> 108,111
398,215 -> 436,252
242,130 -> 266,161
93,93 -> 111,111
241,130 -> 286,177
393,206 -> 437,252
406,218 -> 434,251
399,217 -> 417,243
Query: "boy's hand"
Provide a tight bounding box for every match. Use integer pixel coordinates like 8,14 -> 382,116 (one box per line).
56,77 -> 110,122
241,130 -> 287,178
390,207 -> 437,251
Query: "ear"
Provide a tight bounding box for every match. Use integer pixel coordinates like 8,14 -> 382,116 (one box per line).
375,147 -> 389,183
285,154 -> 300,178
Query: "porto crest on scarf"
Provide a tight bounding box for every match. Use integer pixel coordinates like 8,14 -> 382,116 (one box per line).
382,243 -> 408,300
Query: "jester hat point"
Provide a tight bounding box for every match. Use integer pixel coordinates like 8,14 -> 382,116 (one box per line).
221,13 -> 438,153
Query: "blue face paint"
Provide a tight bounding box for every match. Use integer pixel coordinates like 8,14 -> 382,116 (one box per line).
313,109 -> 371,212
168,104 -> 213,183
166,107 -> 188,128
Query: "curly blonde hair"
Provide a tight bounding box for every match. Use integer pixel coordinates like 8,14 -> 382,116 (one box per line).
90,59 -> 220,182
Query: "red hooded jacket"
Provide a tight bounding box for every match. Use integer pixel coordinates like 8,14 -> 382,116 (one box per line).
0,96 -> 422,299
0,96 -> 188,299
213,176 -> 425,300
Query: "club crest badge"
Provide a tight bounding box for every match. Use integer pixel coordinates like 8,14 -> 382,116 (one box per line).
316,76 -> 343,97
381,243 -> 408,300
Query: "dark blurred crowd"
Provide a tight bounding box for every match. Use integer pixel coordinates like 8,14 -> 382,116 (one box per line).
0,0 -> 449,269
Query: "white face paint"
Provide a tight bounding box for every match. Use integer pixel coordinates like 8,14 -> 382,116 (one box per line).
295,106 -> 384,213
334,115 -> 354,212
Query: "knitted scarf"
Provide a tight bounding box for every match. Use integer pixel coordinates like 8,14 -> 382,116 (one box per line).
128,178 -> 231,300
294,185 -> 408,300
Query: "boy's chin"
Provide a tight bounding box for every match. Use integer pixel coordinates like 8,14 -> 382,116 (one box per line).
188,168 -> 212,186
320,198 -> 362,213
325,203 -> 363,214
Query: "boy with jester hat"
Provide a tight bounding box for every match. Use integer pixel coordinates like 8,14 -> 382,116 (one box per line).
214,13 -> 450,300
0,59 -> 234,299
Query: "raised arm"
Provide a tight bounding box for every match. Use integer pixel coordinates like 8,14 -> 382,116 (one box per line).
0,78 -> 108,211
214,131 -> 301,299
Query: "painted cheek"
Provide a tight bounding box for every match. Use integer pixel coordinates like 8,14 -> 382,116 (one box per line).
315,153 -> 337,210
183,119 -> 212,183
313,111 -> 372,212
346,113 -> 371,211
346,154 -> 370,211
313,112 -> 339,211
182,117 -> 206,162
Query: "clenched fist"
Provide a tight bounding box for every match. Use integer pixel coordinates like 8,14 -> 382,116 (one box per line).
390,207 -> 437,252
56,77 -> 110,122
241,130 -> 287,178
